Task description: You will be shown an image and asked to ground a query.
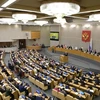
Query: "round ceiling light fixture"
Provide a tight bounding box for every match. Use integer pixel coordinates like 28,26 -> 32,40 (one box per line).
0,18 -> 17,25
12,13 -> 37,23
34,20 -> 48,26
53,18 -> 67,27
88,14 -> 100,21
40,2 -> 80,19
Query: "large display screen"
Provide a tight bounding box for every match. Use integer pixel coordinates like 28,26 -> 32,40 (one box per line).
50,32 -> 59,41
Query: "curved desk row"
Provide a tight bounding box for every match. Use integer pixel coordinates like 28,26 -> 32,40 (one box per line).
0,47 -> 18,53
26,46 -> 41,51
48,47 -> 100,63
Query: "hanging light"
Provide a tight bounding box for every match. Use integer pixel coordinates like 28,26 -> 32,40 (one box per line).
53,18 -> 66,24
34,20 -> 48,26
88,14 -> 100,21
53,18 -> 66,27
40,2 -> 80,19
12,13 -> 37,23
0,18 -> 17,25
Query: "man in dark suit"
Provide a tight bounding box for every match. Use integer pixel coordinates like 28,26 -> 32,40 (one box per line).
2,67 -> 9,76
19,83 -> 25,92
28,93 -> 36,100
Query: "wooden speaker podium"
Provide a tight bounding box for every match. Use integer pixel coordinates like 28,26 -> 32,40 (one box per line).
60,55 -> 68,63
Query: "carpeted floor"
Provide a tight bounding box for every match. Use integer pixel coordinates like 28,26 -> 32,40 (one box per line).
4,49 -> 100,100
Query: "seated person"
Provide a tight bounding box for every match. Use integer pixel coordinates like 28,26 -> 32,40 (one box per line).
79,47 -> 83,52
75,47 -> 78,50
79,91 -> 85,95
81,76 -> 85,81
5,87 -> 12,96
8,76 -> 14,82
18,69 -> 24,78
19,95 -> 26,100
42,93 -> 48,99
71,66 -> 76,70
28,92 -> 36,100
85,49 -> 89,53
8,60 -> 11,68
74,79 -> 78,84
59,83 -> 63,87
97,52 -> 100,56
36,89 -> 41,94
87,71 -> 94,76
18,83 -> 25,92
61,45 -> 63,48
80,80 -> 85,86
72,87 -> 77,92
2,67 -> 9,76
0,85 -> 6,93
95,77 -> 100,85
93,50 -> 97,54
47,76 -> 51,81
65,85 -> 70,89
63,52 -> 68,56
56,45 -> 60,48
14,82 -> 19,89
85,88 -> 93,96
60,88 -> 67,96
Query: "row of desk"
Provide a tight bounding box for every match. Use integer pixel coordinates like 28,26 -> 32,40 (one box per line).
0,47 -> 18,53
26,46 -> 41,51
48,47 -> 100,63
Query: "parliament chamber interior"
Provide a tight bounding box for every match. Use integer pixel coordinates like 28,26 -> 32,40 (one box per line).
0,0 -> 100,100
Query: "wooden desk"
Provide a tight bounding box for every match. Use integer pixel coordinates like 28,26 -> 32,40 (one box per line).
34,93 -> 49,100
48,47 -> 100,63
60,55 -> 68,63
26,46 -> 41,51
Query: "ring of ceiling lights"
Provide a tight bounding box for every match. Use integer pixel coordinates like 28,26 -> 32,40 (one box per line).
12,13 -> 37,23
40,2 -> 80,18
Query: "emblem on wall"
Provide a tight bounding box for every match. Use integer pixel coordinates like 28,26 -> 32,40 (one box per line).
82,30 -> 91,42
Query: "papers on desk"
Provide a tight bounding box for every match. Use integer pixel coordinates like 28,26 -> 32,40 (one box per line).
60,86 -> 64,89
75,92 -> 78,95
90,90 -> 94,93
65,89 -> 69,91
42,78 -> 46,80
17,80 -> 21,83
47,80 -> 51,83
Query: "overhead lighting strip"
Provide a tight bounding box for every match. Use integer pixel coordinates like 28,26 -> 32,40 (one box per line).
1,0 -> 16,8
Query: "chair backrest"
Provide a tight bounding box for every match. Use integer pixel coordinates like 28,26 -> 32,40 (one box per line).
66,95 -> 73,100
73,98 -> 79,100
